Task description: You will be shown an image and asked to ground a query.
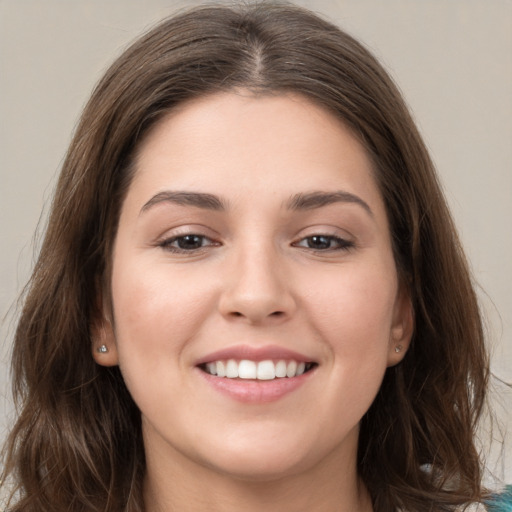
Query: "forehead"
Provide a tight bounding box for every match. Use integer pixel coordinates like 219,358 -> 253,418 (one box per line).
127,91 -> 385,220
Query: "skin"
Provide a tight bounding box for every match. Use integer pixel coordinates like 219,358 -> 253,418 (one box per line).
93,91 -> 413,512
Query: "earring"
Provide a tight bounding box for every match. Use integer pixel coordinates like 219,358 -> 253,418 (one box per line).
394,345 -> 403,353
97,344 -> 109,354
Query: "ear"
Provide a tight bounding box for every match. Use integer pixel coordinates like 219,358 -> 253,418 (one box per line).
90,296 -> 119,367
387,283 -> 414,367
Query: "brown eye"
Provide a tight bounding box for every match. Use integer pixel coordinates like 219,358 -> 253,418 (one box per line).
306,235 -> 332,249
175,235 -> 205,250
294,235 -> 354,251
160,234 -> 216,253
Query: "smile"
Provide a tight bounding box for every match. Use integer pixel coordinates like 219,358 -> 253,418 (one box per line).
195,345 -> 318,402
201,359 -> 316,380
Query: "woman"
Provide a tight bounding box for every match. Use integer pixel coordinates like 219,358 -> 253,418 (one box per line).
1,3 -> 493,511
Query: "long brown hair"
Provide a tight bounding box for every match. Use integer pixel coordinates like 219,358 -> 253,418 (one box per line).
1,3 -> 489,511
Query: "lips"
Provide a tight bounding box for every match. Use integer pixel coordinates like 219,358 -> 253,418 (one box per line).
195,345 -> 317,403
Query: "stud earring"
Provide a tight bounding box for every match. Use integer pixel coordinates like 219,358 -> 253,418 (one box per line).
394,345 -> 403,353
97,344 -> 109,354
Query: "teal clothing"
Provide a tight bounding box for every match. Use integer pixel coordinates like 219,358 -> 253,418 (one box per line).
487,485 -> 512,511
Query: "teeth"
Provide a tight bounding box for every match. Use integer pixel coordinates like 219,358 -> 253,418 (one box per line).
206,362 -> 217,375
204,359 -> 313,380
286,360 -> 297,378
257,360 -> 275,380
216,361 -> 226,378
238,360 -> 257,379
226,359 -> 238,378
275,360 -> 287,378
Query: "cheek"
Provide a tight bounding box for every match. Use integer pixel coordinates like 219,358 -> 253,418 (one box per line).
108,257 -> 220,423
110,256 -> 214,370
303,261 -> 398,399
306,263 -> 398,348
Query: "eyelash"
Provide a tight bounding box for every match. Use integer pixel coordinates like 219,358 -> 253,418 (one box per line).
292,234 -> 354,252
158,233 -> 354,254
158,234 -> 218,253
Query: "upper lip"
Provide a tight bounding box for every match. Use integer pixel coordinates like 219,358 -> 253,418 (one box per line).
195,344 -> 315,366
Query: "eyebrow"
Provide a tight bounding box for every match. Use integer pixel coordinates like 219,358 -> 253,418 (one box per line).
140,189 -> 373,217
140,191 -> 226,214
286,191 -> 373,217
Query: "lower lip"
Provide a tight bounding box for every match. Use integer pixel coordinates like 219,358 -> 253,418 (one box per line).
197,367 -> 315,403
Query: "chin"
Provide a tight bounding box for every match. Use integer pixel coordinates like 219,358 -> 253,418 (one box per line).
195,430 -> 323,482
205,452 -> 310,483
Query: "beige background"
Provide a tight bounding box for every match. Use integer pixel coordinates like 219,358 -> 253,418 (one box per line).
1,0 -> 511,484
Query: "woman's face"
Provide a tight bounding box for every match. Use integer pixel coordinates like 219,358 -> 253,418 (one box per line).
95,92 -> 412,481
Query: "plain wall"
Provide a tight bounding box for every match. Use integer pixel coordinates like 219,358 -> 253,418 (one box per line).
1,0 -> 511,483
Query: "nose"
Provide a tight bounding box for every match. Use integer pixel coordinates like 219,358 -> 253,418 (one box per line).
218,243 -> 297,325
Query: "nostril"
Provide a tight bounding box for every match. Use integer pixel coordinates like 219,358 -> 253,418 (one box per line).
228,310 -> 285,319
